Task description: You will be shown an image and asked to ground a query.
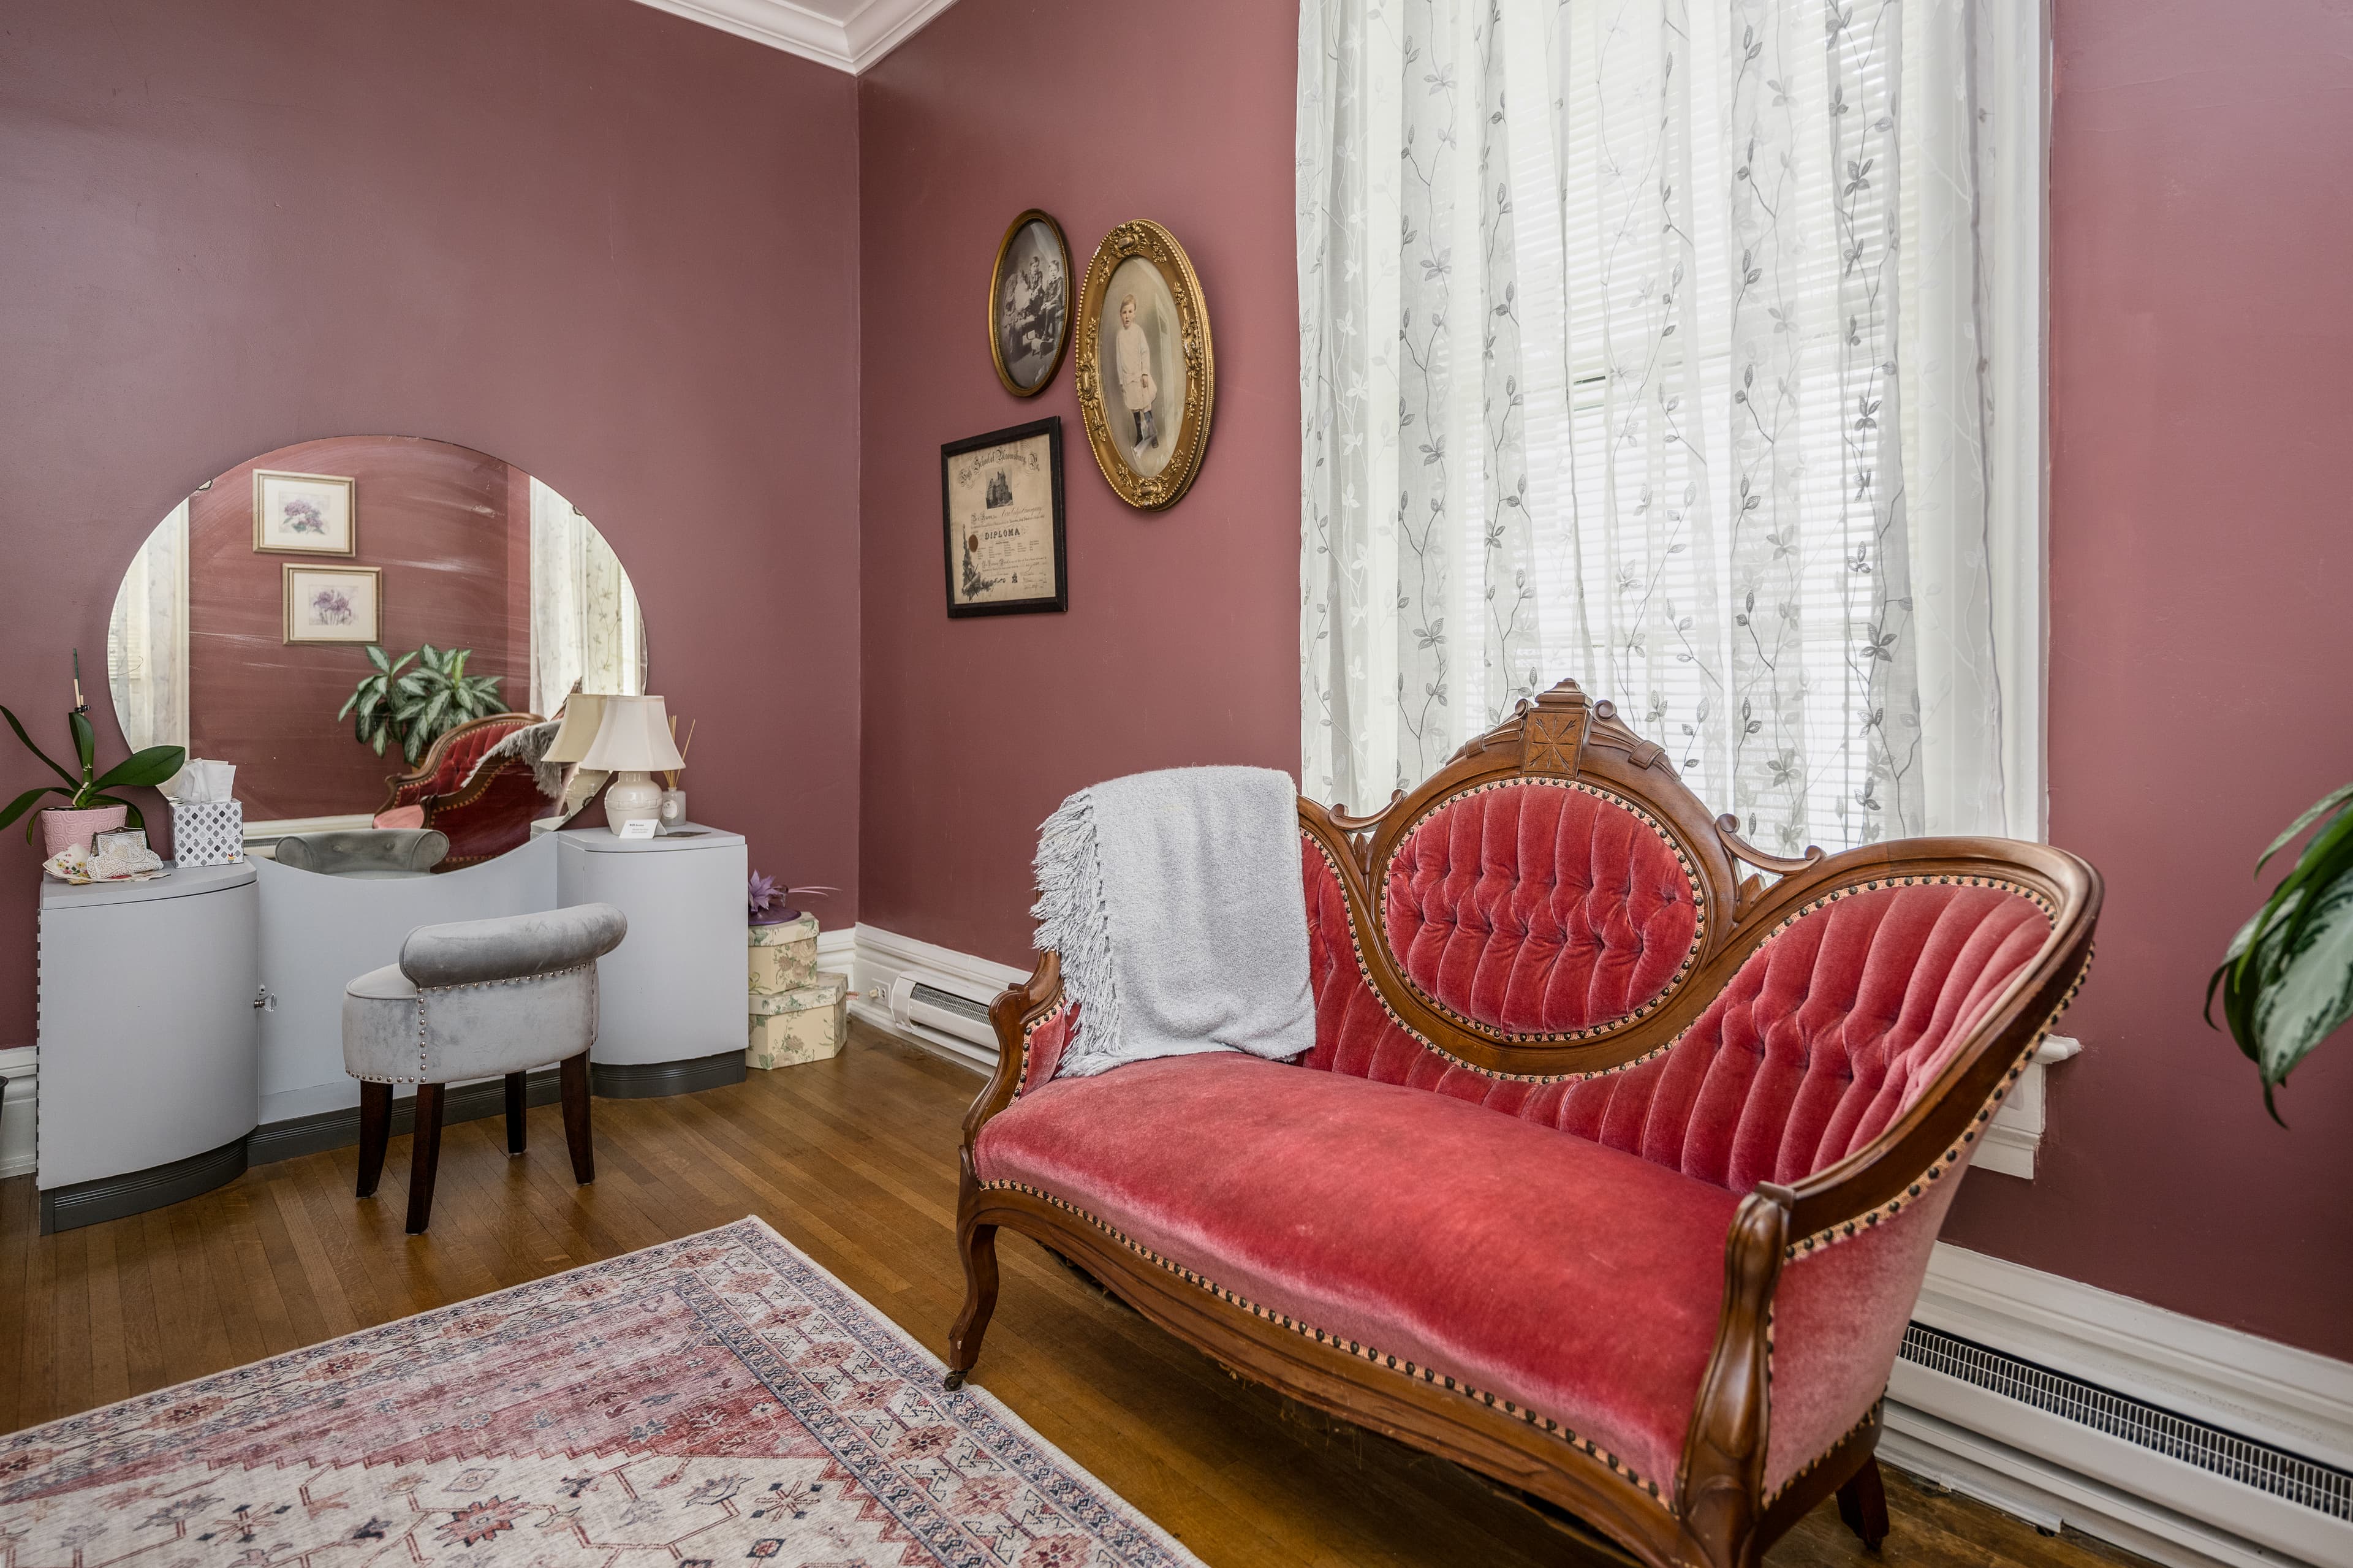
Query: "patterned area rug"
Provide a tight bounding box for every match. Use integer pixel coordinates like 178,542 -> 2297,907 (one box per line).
0,1218 -> 1200,1568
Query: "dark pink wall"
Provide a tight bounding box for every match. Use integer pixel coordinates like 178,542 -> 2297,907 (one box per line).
0,0 -> 862,1054
855,0 -> 2353,1357
1934,0 -> 2353,1358
856,0 -> 1302,963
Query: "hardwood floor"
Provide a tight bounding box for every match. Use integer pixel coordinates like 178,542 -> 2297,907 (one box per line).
1,1023 -> 2150,1568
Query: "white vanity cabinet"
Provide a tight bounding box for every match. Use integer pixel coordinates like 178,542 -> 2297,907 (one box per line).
557,824 -> 749,1095
36,862 -> 260,1232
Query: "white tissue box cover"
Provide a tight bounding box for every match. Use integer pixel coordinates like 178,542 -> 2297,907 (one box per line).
170,799 -> 245,866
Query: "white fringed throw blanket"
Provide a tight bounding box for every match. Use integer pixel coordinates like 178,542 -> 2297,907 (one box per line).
1032,765 -> 1316,1079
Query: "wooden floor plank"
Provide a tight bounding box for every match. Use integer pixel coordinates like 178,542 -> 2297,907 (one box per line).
0,1023 -> 2151,1568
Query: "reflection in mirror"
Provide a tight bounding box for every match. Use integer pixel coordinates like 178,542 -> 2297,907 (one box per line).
106,436 -> 648,861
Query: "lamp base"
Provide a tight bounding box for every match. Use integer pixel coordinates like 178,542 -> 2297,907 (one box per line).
603,771 -> 663,833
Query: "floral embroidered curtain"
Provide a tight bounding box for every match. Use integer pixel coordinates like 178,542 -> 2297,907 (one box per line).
1298,0 -> 2027,852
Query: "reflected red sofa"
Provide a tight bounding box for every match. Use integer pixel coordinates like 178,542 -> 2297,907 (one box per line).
950,680 -> 2099,1568
372,711 -> 547,869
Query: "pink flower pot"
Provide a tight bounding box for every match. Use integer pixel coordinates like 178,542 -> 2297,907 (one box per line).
41,805 -> 128,858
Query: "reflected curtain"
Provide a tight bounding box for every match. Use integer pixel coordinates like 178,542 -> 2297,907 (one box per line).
1298,0 -> 2018,852
529,478 -> 645,714
106,501 -> 189,752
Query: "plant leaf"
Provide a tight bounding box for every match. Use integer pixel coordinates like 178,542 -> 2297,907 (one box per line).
69,709 -> 96,781
93,744 -> 187,792
0,784 -> 70,833
2,705 -> 78,786
366,644 -> 392,673
2256,782 -> 2353,874
2249,865 -> 2353,1116
371,730 -> 388,757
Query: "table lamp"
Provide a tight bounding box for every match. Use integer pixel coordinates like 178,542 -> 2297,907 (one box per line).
578,694 -> 686,833
543,692 -> 608,767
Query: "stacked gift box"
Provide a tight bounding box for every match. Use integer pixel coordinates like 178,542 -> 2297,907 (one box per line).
748,912 -> 848,1069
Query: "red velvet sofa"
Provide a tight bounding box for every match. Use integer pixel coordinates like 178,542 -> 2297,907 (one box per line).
371,711 -> 547,868
950,681 -> 2100,1568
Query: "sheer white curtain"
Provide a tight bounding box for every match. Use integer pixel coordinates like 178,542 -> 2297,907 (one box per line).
106,501 -> 189,752
529,477 -> 645,714
1299,0 -> 2040,851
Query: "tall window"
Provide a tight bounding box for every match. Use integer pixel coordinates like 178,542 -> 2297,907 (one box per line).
1298,0 -> 2044,851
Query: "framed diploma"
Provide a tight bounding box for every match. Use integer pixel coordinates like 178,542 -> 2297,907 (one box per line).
941,417 -> 1067,618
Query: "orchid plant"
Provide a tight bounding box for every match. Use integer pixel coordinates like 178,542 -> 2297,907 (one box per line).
1,656 -> 186,842
2208,781 -> 2353,1123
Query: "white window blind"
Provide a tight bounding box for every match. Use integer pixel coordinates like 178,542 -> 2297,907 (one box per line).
1299,0 -> 2045,850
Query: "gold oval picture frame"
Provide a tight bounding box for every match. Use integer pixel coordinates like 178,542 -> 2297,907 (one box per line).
988,209 -> 1073,398
1074,219 -> 1214,510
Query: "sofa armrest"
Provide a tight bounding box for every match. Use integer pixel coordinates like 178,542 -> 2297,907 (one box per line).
961,951 -> 1069,1157
1677,1189 -> 1789,1554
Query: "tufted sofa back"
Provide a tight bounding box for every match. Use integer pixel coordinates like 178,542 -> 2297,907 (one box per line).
1380,780 -> 1702,1037
1306,837 -> 2055,1192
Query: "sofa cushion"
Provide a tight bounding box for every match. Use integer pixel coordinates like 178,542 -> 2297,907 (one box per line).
1310,838 -> 2052,1191
974,1053 -> 1741,1496
1381,780 -> 1701,1034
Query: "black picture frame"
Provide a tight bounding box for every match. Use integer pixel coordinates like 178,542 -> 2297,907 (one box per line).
941,417 -> 1068,618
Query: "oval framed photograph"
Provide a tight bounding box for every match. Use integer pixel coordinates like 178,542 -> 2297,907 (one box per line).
989,209 -> 1073,398
1074,219 -> 1214,510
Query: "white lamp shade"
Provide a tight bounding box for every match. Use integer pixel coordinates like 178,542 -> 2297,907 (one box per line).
543,692 -> 609,765
578,694 -> 686,773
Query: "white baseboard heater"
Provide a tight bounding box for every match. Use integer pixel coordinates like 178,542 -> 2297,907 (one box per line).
886,971 -> 998,1051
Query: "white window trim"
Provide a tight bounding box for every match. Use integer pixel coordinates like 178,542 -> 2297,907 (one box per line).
1985,0 -> 2053,843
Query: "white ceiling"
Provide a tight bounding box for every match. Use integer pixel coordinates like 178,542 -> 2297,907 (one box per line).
631,0 -> 961,74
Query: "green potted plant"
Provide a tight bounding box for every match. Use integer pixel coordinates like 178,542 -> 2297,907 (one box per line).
336,643 -> 509,767
2,654 -> 187,857
2208,781 -> 2353,1123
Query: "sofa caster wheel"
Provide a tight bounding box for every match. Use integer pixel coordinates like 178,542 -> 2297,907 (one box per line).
942,1371 -> 964,1392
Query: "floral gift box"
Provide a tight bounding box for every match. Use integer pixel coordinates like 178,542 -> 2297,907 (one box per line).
748,971 -> 849,1070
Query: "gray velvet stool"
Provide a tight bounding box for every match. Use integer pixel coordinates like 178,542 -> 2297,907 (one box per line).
276,828 -> 450,877
342,903 -> 627,1233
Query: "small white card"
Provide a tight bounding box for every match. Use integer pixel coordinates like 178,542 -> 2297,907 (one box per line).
617,818 -> 659,840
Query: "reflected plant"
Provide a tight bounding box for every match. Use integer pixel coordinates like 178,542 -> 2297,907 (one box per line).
338,643 -> 507,766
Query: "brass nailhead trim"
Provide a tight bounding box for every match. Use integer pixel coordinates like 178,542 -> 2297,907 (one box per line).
1784,940 -> 2090,1258
1371,778 -> 1710,1044
980,1178 -> 1671,1507
1012,996 -> 1075,1098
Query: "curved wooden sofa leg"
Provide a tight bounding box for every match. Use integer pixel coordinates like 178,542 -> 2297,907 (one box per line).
945,1213 -> 999,1392
1836,1457 -> 1890,1551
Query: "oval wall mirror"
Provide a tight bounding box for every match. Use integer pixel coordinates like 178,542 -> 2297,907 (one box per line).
105,434 -> 648,865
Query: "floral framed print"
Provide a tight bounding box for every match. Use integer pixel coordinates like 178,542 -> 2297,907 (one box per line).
1074,220 -> 1214,510
990,209 -> 1072,398
253,468 -> 357,555
942,417 -> 1066,618
284,564 -> 381,645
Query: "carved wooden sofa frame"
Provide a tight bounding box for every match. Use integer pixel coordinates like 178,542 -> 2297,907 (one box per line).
949,681 -> 2099,1568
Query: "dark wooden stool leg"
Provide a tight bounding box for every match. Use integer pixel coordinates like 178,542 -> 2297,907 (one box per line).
355,1081 -> 392,1198
559,1051 -> 594,1184
1836,1457 -> 1891,1551
505,1070 -> 528,1155
405,1082 -> 445,1235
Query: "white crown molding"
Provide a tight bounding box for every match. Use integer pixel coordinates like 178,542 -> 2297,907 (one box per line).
628,0 -> 960,74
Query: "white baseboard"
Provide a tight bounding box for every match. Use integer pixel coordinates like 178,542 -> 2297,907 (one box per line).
830,923 -> 2352,1568
1898,1245 -> 2352,1567
839,922 -> 1020,1073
